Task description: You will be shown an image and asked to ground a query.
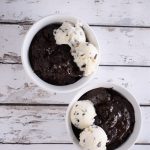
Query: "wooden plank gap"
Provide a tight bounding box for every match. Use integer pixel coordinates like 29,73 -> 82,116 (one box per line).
0,103 -> 68,107
1,21 -> 150,29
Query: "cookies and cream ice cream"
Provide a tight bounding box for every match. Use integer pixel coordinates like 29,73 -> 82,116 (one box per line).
79,125 -> 108,150
70,100 -> 96,129
53,21 -> 86,47
71,42 -> 98,76
53,21 -> 99,76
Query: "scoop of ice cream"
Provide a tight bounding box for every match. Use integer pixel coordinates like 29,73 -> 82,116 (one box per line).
79,125 -> 108,150
71,42 -> 98,76
53,22 -> 86,46
70,100 -> 96,129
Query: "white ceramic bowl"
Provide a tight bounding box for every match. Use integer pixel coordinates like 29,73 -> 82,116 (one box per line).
21,15 -> 100,93
66,83 -> 141,150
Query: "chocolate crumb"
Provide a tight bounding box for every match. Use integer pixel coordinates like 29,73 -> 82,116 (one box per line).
86,43 -> 89,46
94,54 -> 97,59
97,142 -> 101,147
53,30 -> 57,34
76,119 -> 79,122
72,50 -> 76,53
81,64 -> 86,68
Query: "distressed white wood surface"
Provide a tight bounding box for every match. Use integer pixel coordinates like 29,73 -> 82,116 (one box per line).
0,0 -> 150,26
0,64 -> 150,105
0,106 -> 68,143
0,144 -> 149,150
1,24 -> 150,65
0,105 -> 148,143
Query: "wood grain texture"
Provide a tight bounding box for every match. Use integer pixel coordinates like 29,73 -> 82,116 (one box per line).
0,64 -> 150,105
1,24 -> 150,65
0,144 -> 149,150
0,105 -> 148,143
0,0 -> 150,26
0,106 -> 68,143
0,24 -> 28,63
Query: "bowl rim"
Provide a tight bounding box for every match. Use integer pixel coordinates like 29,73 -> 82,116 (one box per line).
21,15 -> 100,93
66,82 -> 142,150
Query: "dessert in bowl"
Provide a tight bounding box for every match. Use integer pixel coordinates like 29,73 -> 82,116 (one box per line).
21,15 -> 100,93
66,83 -> 141,150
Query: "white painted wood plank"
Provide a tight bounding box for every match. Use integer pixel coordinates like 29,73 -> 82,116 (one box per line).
1,24 -> 150,65
96,27 -> 150,66
0,106 -> 68,143
0,106 -> 148,143
0,144 -> 148,150
0,0 -> 150,26
0,64 -> 150,105
0,24 -> 28,63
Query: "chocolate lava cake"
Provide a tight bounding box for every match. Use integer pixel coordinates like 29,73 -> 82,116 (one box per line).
29,24 -> 83,85
72,88 -> 135,150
